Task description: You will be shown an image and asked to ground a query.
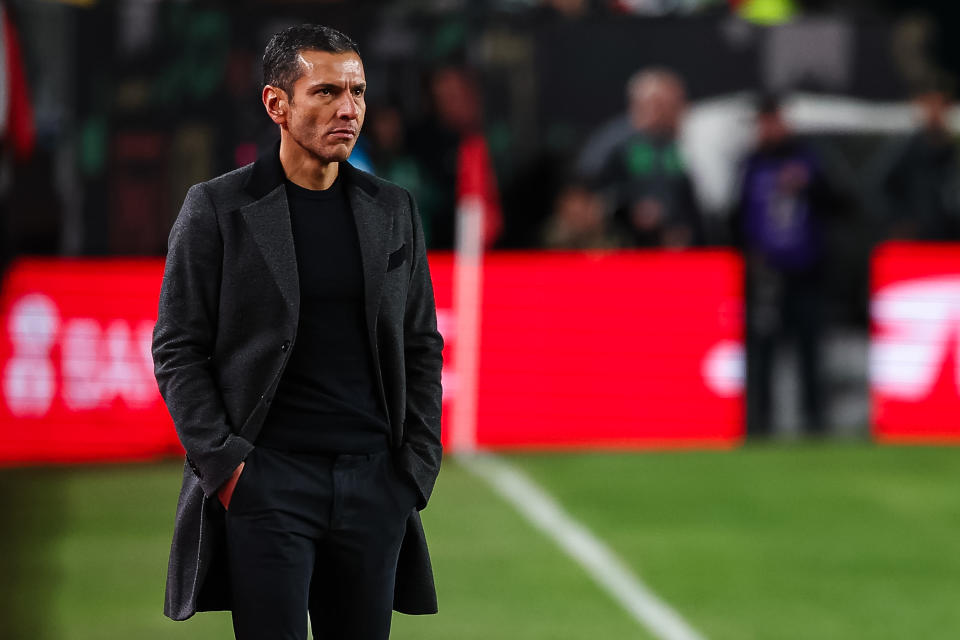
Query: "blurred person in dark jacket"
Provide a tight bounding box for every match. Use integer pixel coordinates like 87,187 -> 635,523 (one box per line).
582,68 -> 702,249
874,85 -> 960,241
410,64 -> 502,250
541,181 -> 618,249
733,94 -> 833,438
365,101 -> 436,243
0,1 -> 36,280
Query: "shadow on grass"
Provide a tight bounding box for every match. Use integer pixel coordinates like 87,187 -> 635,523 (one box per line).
0,467 -> 66,640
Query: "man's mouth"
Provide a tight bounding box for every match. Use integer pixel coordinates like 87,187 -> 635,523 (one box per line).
328,128 -> 357,140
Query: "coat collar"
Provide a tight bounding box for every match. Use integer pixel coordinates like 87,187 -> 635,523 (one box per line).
243,139 -> 380,202
238,140 -> 392,351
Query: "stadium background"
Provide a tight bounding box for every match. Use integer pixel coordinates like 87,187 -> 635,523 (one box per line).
2,1 -> 960,638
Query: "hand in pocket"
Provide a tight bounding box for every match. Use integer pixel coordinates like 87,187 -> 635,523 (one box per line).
217,461 -> 246,510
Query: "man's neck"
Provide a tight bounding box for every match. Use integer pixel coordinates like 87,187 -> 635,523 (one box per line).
279,136 -> 340,190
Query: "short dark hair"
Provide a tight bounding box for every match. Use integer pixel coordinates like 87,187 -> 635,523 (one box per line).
262,24 -> 360,95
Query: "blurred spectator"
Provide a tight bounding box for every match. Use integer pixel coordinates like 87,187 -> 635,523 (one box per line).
410,64 -> 503,250
732,94 -> 834,438
541,181 -> 617,249
580,68 -> 702,249
540,0 -> 593,18
0,1 -> 36,277
365,102 -> 434,239
611,0 -> 727,15
873,85 -> 960,241
495,0 -> 598,18
730,0 -> 798,24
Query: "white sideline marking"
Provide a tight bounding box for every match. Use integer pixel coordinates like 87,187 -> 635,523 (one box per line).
459,453 -> 708,640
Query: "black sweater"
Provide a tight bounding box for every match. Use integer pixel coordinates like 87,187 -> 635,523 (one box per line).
257,176 -> 390,453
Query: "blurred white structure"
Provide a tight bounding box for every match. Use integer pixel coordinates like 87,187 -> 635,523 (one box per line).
680,92 -> 960,217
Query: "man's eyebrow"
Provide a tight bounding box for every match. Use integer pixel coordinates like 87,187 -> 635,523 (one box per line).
305,81 -> 366,90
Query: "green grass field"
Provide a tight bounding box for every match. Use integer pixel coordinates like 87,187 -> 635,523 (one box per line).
2,444 -> 958,639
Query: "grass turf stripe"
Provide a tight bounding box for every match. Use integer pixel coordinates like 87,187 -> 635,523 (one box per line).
461,453 -> 707,640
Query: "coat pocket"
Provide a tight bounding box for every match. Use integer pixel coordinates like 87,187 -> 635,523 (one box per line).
387,243 -> 408,271
224,449 -> 255,512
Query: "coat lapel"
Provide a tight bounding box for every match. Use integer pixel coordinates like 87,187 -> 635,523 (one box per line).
239,146 -> 387,337
239,186 -> 300,315
241,142 -> 299,315
343,163 -> 391,340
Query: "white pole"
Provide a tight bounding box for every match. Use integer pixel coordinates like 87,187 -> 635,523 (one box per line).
450,196 -> 484,454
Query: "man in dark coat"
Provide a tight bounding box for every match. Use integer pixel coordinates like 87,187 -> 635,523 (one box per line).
875,86 -> 960,241
152,24 -> 443,640
732,94 -> 832,438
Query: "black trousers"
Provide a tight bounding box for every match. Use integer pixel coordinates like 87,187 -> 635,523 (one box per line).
745,265 -> 825,436
223,446 -> 417,640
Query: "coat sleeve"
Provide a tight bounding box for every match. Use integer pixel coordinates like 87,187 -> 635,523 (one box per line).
152,182 -> 253,497
396,189 -> 444,510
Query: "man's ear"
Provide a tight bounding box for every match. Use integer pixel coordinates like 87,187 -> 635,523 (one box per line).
262,85 -> 288,126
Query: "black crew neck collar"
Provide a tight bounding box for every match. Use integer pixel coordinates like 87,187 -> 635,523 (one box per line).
243,140 -> 380,201
284,174 -> 344,200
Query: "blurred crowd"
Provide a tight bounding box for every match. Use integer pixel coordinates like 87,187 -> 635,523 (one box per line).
2,0 -> 960,438
2,0 -> 956,259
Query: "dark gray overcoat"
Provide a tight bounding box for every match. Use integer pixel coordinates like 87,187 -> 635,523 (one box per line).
152,145 -> 444,621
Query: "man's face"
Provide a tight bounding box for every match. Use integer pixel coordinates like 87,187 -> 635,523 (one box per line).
757,111 -> 788,147
629,79 -> 685,138
282,49 -> 366,163
916,91 -> 949,131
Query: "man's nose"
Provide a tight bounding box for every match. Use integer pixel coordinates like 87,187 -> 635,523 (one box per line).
338,94 -> 359,119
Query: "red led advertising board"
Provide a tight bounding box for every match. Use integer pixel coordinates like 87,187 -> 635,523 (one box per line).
0,259 -> 175,464
0,251 -> 745,465
871,242 -> 960,442
433,251 -> 745,450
